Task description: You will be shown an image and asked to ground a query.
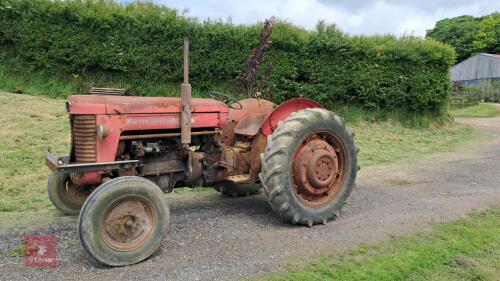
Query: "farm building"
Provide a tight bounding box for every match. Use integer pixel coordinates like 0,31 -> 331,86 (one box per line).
451,53 -> 500,88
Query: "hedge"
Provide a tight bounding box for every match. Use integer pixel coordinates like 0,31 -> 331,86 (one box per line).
0,0 -> 456,114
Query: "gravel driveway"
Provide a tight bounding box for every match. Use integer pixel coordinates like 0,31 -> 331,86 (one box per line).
1,114 -> 499,281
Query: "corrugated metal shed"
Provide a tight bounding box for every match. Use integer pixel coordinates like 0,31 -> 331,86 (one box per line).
451,53 -> 500,82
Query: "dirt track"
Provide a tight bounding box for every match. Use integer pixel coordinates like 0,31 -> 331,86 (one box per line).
1,113 -> 499,281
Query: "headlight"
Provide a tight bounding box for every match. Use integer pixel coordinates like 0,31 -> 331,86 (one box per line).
97,124 -> 110,139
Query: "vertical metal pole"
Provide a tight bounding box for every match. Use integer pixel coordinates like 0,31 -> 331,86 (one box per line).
181,37 -> 192,147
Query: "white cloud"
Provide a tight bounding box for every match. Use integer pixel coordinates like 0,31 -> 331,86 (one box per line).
152,0 -> 499,36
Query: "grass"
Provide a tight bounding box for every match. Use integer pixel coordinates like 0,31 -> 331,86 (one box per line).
355,121 -> 478,166
0,51 -> 221,98
266,207 -> 500,281
0,91 -> 482,215
451,103 -> 500,118
332,104 -> 451,128
0,93 -> 69,213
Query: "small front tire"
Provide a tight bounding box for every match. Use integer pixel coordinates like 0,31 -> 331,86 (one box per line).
48,172 -> 90,215
78,176 -> 170,266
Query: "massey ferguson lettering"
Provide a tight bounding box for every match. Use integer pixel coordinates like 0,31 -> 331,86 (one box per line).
126,117 -> 179,125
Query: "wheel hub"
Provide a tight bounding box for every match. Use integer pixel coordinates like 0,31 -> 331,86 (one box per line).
293,137 -> 338,196
102,197 -> 155,251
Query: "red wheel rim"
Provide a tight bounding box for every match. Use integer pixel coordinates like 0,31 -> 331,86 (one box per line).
291,132 -> 348,208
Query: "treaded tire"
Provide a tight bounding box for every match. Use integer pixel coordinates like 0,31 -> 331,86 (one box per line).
259,108 -> 358,226
213,182 -> 262,197
48,172 -> 85,215
78,176 -> 169,266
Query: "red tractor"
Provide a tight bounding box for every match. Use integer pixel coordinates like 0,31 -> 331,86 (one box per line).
45,38 -> 358,266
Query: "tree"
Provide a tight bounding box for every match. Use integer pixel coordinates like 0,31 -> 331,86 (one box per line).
426,12 -> 499,62
473,13 -> 500,55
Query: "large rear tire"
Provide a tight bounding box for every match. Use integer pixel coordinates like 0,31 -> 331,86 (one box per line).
78,176 -> 170,266
48,172 -> 90,215
260,108 -> 358,226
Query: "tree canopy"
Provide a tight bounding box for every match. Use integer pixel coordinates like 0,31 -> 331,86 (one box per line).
426,12 -> 499,62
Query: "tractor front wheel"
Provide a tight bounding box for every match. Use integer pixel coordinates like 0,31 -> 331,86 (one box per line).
78,176 -> 170,266
48,172 -> 91,215
260,108 -> 358,226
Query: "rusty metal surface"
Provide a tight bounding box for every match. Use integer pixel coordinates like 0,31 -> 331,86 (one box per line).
291,132 -> 347,208
222,146 -> 251,177
181,37 -> 192,146
70,171 -> 102,187
228,98 -> 275,124
221,120 -> 237,147
72,115 -> 97,163
45,150 -> 69,171
101,196 -> 156,252
226,174 -> 252,184
186,151 -> 204,186
222,98 -> 274,146
249,132 -> 267,180
233,113 -> 267,136
65,182 -> 92,206
142,159 -> 185,176
45,149 -> 138,174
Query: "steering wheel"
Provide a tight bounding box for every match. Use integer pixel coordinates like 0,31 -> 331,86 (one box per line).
208,91 -> 243,110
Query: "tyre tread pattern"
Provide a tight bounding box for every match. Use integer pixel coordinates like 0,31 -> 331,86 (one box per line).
259,108 -> 358,226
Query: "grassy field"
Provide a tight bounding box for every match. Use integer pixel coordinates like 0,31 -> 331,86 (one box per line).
451,103 -> 500,118
266,207 -> 500,281
0,92 -> 482,215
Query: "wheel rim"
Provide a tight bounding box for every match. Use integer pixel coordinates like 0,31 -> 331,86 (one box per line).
100,195 -> 157,252
292,132 -> 348,208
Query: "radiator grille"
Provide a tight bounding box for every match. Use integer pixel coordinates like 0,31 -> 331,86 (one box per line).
72,115 -> 97,163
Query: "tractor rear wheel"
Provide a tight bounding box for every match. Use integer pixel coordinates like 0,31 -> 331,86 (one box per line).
78,176 -> 169,266
260,108 -> 358,226
213,182 -> 262,197
48,172 -> 91,215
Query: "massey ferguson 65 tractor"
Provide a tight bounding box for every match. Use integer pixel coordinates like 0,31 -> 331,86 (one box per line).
45,38 -> 358,266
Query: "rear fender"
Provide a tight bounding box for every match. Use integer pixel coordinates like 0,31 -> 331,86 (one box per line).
260,98 -> 323,136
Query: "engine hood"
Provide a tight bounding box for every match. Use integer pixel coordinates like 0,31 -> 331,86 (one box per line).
67,95 -> 228,115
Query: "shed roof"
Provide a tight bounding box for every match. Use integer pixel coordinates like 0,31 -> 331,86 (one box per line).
451,53 -> 500,81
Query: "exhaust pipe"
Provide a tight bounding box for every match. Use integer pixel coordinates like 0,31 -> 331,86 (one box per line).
181,37 -> 192,147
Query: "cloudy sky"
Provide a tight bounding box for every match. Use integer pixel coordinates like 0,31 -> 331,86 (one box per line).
143,0 -> 499,36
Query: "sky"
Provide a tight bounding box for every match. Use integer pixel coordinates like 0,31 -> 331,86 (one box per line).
134,0 -> 499,36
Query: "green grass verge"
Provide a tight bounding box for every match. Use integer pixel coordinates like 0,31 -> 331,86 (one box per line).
266,207 -> 500,281
355,121 -> 478,166
451,103 -> 500,118
0,91 -> 481,214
